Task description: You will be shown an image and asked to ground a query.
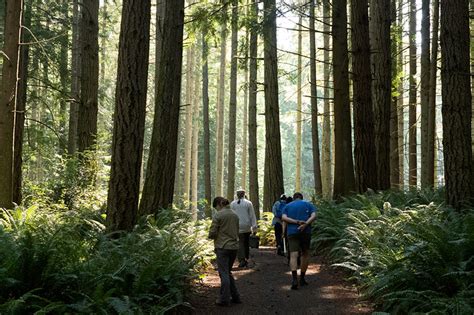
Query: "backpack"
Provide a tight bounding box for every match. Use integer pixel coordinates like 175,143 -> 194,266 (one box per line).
275,201 -> 286,219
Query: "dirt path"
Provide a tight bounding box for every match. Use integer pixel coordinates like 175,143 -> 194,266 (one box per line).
188,247 -> 372,314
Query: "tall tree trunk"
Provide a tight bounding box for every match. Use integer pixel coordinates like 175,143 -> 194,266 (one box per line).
106,0 -> 151,231
440,0 -> 473,208
248,0 -> 260,218
215,5 -> 227,197
202,28 -> 212,216
67,0 -> 81,155
100,0 -> 107,84
333,0 -> 355,198
296,16 -> 302,193
226,0 -> 238,201
310,0 -> 322,195
77,0 -> 99,153
397,0 -> 404,188
263,0 -> 284,211
0,0 -> 23,209
420,0 -> 433,188
12,0 -> 31,205
390,0 -> 399,188
183,46 -> 195,205
139,0 -> 185,214
191,70 -> 200,220
370,0 -> 391,191
241,17 -> 249,191
352,0 -> 377,193
58,0 -> 68,154
429,0 -> 439,186
408,0 -> 417,188
321,0 -> 332,199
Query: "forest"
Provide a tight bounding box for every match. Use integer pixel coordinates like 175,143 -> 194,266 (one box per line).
0,0 -> 473,313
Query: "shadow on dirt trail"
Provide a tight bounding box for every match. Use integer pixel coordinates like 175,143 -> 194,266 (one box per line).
187,247 -> 372,315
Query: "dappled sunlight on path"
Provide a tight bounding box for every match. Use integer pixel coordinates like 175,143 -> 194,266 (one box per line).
188,247 -> 372,314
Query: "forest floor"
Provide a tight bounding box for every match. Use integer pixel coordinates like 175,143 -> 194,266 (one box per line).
187,247 -> 372,315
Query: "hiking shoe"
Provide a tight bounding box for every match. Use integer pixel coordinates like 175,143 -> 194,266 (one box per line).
215,300 -> 230,307
291,279 -> 298,290
238,260 -> 248,268
231,297 -> 242,304
300,277 -> 308,286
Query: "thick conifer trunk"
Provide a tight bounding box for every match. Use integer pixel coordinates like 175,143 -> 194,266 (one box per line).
248,0 -> 260,218
440,0 -> 473,208
106,0 -> 151,231
215,6 -> 227,197
332,0 -> 355,198
202,29 -> 212,216
77,0 -> 99,153
352,0 -> 377,193
420,0 -> 433,188
67,0 -> 81,155
310,0 -> 322,195
370,0 -> 391,191
263,0 -> 284,211
0,0 -> 23,209
408,0 -> 417,188
321,0 -> 332,199
139,0 -> 185,214
227,0 -> 238,200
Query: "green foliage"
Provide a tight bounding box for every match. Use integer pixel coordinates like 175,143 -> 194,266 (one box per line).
257,212 -> 276,246
0,206 -> 213,314
313,190 -> 474,314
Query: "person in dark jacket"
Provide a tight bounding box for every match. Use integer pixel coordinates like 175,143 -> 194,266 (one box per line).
209,197 -> 242,306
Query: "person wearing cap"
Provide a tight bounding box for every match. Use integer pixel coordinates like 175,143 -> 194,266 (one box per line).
272,194 -> 287,256
230,189 -> 257,268
209,196 -> 241,306
282,192 -> 317,290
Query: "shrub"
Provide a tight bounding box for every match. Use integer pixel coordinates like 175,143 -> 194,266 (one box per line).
312,189 -> 474,314
257,212 -> 275,246
0,206 -> 213,314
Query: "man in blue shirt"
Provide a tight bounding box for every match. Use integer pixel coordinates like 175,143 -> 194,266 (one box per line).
282,192 -> 316,290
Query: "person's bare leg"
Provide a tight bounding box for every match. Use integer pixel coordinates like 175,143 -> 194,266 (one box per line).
290,251 -> 299,289
300,250 -> 310,285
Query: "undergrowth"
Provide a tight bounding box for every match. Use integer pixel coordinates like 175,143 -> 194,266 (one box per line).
312,189 -> 474,314
0,206 -> 213,314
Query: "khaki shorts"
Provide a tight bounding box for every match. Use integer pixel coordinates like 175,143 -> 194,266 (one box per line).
288,233 -> 311,253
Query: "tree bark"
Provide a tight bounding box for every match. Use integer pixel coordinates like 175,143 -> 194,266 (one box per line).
296,16 -> 302,193
12,0 -> 31,205
352,0 -> 377,193
58,0 -> 68,154
0,0 -> 23,209
332,0 -> 355,198
408,0 -> 417,188
420,0 -> 433,188
440,0 -> 473,208
77,0 -> 99,153
429,0 -> 439,186
248,0 -> 260,218
191,66 -> 200,220
215,5 -> 227,197
389,0 -> 399,189
263,0 -> 284,211
183,46 -> 195,205
202,28 -> 212,216
106,0 -> 151,232
370,0 -> 391,191
310,0 -> 322,195
139,0 -> 185,214
226,0 -> 238,201
397,0 -> 404,188
241,12 -> 249,191
321,0 -> 332,199
67,0 -> 81,155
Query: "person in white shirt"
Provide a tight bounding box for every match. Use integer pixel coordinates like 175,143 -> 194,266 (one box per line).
230,189 -> 257,268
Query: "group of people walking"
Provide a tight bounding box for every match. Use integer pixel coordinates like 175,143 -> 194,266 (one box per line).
208,190 -> 317,306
